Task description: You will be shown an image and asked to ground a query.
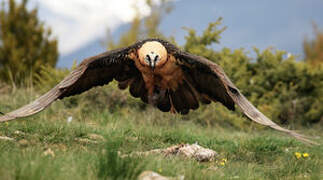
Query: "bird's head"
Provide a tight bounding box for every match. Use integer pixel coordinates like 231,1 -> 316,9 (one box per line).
138,41 -> 168,70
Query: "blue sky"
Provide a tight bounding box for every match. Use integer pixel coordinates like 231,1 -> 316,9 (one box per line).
160,0 -> 323,55
5,0 -> 323,67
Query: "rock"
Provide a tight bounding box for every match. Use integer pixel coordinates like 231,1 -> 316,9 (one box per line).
18,139 -> 29,146
0,136 -> 14,141
14,130 -> 25,135
206,166 -> 219,171
52,143 -> 68,152
43,148 -> 55,157
126,136 -> 138,142
138,171 -> 184,180
67,116 -> 73,123
75,134 -> 105,144
176,143 -> 217,162
87,134 -> 105,141
129,143 -> 218,162
75,138 -> 97,144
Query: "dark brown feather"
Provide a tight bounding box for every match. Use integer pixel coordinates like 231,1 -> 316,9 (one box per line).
183,68 -> 234,110
199,95 -> 212,104
180,81 -> 199,110
174,50 -> 317,144
0,45 -> 141,122
156,90 -> 171,112
169,87 -> 189,114
129,76 -> 146,98
118,78 -> 134,90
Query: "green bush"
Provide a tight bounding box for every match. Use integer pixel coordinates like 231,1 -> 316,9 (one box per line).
183,18 -> 323,125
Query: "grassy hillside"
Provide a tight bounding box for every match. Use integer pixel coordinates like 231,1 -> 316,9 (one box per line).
0,85 -> 322,179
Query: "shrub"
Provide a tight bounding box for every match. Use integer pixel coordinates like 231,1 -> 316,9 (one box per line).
0,0 -> 58,86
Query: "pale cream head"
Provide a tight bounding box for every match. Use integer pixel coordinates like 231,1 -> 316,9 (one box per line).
138,41 -> 168,69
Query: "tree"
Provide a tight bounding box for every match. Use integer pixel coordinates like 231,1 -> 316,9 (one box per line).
0,0 -> 58,86
303,23 -> 323,66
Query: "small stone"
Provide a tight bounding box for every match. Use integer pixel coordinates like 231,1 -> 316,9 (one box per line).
87,134 -> 104,141
53,143 -> 68,151
18,139 -> 29,146
75,138 -> 97,144
14,130 -> 25,135
0,136 -> 14,141
43,148 -> 55,157
67,116 -> 73,123
138,171 -> 183,180
126,136 -> 138,142
206,166 -> 218,171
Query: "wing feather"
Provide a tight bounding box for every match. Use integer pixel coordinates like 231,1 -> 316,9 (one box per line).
0,46 -> 140,122
176,51 -> 317,144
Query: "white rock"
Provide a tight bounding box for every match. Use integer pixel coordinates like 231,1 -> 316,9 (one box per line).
138,171 -> 183,180
0,136 -> 14,141
129,143 -> 218,162
67,116 -> 73,123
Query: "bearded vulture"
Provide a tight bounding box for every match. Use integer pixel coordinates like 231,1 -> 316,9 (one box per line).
0,38 -> 315,144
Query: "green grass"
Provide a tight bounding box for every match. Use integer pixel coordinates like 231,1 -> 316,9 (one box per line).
0,86 -> 322,179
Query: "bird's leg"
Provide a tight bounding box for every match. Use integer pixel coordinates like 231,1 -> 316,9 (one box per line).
169,95 -> 176,114
147,86 -> 155,105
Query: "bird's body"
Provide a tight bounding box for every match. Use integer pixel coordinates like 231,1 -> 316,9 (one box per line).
130,42 -> 185,110
136,55 -> 185,108
0,38 -> 316,144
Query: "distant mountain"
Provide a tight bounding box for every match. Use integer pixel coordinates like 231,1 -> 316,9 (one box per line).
57,39 -> 105,68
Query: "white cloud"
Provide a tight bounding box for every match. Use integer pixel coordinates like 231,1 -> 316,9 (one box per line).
30,0 -> 157,55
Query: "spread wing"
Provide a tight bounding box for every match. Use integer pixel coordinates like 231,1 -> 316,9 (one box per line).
173,51 -> 316,144
0,46 -> 147,122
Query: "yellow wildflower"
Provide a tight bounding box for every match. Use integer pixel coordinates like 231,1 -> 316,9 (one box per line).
302,153 -> 309,158
218,158 -> 227,166
294,152 -> 301,159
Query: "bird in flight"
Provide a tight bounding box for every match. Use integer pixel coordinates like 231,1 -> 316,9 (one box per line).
0,38 -> 315,144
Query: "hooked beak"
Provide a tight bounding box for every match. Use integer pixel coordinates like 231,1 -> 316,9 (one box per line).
150,61 -> 155,70
147,52 -> 159,70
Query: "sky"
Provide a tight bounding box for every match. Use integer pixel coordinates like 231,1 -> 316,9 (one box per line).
159,0 -> 323,56
29,0 -> 156,54
3,0 -> 323,67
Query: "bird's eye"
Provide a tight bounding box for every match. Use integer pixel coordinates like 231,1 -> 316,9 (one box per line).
154,55 -> 159,62
145,55 -> 151,61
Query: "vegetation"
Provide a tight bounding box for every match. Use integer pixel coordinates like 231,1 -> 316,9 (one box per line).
304,23 -> 323,66
0,0 -> 58,86
183,18 -> 323,126
0,87 -> 322,179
